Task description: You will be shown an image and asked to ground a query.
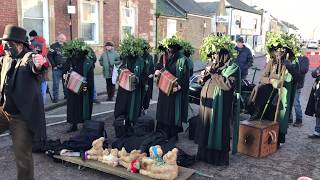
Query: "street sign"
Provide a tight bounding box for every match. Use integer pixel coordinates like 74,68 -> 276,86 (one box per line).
216,16 -> 228,23
67,6 -> 76,14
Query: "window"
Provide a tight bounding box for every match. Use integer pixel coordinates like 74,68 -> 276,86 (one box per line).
80,1 -> 99,44
167,19 -> 177,38
235,16 -> 241,28
22,0 -> 49,42
121,6 -> 137,40
253,18 -> 258,29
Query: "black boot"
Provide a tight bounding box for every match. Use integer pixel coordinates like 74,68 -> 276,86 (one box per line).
106,86 -> 112,101
67,124 -> 78,133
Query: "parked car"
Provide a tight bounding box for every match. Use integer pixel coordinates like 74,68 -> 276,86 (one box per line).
307,40 -> 318,49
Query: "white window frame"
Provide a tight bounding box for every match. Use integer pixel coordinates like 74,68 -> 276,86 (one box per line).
80,0 -> 100,44
167,19 -> 177,38
21,0 -> 49,43
120,4 -> 138,40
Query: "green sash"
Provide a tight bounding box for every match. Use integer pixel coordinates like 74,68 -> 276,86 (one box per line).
175,57 -> 186,126
129,57 -> 145,122
83,58 -> 94,120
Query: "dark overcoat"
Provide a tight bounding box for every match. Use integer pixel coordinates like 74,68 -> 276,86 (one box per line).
0,52 -> 46,139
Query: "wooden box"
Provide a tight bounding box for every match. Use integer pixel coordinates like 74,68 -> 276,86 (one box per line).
238,120 -> 279,158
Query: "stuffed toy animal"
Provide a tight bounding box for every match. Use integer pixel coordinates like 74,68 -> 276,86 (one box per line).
141,145 -> 164,171
98,149 -> 110,162
118,147 -> 129,159
139,148 -> 179,180
85,137 -> 105,161
130,159 -> 141,173
119,149 -> 146,169
100,149 -> 119,167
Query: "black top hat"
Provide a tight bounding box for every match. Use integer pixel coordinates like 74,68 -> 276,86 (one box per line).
0,25 -> 28,46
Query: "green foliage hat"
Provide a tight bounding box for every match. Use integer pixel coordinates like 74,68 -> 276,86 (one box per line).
266,32 -> 301,59
119,34 -> 145,58
199,35 -> 238,61
61,39 -> 94,59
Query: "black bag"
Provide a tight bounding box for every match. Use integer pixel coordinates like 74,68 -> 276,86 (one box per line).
188,115 -> 199,140
62,120 -> 107,152
133,115 -> 155,136
113,115 -> 132,138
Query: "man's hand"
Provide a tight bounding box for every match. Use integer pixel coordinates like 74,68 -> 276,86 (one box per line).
148,74 -> 154,78
173,85 -> 181,93
33,54 -> 46,70
155,70 -> 161,76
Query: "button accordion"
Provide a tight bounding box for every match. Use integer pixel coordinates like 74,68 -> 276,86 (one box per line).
118,68 -> 136,91
65,71 -> 86,94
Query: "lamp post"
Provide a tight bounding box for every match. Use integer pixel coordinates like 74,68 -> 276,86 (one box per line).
154,12 -> 160,64
68,0 -> 73,40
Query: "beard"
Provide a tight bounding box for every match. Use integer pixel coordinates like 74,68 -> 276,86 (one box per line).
4,41 -> 20,58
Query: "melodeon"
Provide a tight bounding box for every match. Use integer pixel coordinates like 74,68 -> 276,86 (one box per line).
158,69 -> 178,96
66,71 -> 86,94
118,68 -> 136,91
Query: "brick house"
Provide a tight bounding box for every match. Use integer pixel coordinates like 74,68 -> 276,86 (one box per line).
0,0 -> 156,56
156,0 -> 212,59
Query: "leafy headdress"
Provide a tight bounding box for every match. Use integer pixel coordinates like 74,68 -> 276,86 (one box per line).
61,39 -> 94,59
119,34 -> 145,58
266,32 -> 301,60
199,35 -> 238,61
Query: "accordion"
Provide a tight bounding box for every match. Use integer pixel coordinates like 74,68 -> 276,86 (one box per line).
158,70 -> 178,96
65,71 -> 86,94
119,68 -> 136,91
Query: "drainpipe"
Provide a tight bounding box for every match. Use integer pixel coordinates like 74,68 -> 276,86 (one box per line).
229,8 -> 233,36
69,0 -> 73,40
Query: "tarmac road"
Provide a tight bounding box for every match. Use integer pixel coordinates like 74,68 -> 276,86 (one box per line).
0,54 -> 320,179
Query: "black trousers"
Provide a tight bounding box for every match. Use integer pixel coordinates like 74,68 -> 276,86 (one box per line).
106,78 -> 115,100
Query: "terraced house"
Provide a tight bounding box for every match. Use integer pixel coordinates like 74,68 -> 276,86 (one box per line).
0,0 -> 156,54
156,0 -> 213,59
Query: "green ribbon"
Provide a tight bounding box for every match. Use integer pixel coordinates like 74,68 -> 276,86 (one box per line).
83,58 -> 94,120
174,56 -> 186,126
129,57 -> 144,122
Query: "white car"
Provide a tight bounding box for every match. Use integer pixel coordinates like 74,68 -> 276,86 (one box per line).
307,40 -> 318,49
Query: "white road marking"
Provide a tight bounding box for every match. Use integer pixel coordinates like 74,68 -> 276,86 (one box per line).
0,101 -> 158,138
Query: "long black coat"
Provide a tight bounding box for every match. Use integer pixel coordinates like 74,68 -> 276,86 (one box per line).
305,68 -> 320,118
64,55 -> 94,124
0,52 -> 46,139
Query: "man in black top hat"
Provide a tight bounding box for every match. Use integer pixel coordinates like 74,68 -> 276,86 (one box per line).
0,25 -> 47,180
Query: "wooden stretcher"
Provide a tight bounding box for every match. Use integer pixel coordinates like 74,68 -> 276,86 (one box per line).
54,155 -> 196,180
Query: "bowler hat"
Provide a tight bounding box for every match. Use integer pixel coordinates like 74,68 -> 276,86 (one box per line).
105,41 -> 114,47
0,25 -> 28,46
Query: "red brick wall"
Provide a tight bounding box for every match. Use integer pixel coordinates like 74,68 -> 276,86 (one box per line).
0,0 -> 18,34
54,0 -> 78,41
103,0 -> 120,46
137,0 -> 152,41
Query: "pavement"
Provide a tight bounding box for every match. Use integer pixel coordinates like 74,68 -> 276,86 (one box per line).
43,52 -> 266,111
3,52 -> 320,180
